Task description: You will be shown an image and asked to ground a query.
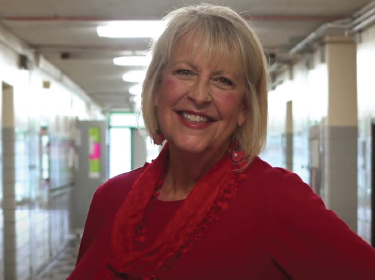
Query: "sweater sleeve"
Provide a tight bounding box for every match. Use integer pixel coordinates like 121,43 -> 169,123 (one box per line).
265,171 -> 375,280
74,166 -> 147,265
76,184 -> 106,264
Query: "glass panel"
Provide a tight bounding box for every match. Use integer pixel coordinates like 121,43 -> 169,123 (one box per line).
109,128 -> 132,177
110,113 -> 145,128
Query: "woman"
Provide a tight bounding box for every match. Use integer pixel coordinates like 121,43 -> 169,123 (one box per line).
68,4 -> 375,280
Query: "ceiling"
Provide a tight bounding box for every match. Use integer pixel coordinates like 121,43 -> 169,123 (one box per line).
0,0 -> 372,111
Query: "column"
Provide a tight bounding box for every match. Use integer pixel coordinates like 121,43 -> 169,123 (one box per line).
323,36 -> 358,232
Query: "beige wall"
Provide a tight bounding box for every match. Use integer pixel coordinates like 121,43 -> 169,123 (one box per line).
264,47 -> 327,183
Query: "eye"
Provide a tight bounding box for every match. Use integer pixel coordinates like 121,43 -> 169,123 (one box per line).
175,69 -> 193,76
219,77 -> 233,86
213,77 -> 235,89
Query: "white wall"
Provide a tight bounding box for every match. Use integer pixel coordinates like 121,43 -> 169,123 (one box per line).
264,48 -> 328,184
357,23 -> 375,244
0,22 -> 103,280
266,33 -> 369,241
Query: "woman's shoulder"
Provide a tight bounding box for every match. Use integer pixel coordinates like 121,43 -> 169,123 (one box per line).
93,163 -> 150,209
105,163 -> 149,187
244,157 -> 326,219
246,157 -> 310,198
247,157 -> 299,183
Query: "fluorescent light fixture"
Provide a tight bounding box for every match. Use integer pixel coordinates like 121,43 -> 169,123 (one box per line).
129,84 -> 142,96
97,21 -> 166,38
123,71 -> 146,83
114,55 -> 152,66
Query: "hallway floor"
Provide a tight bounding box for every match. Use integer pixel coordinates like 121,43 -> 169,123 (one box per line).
36,237 -> 79,280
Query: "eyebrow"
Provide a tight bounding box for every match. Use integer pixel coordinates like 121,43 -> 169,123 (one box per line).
174,60 -> 235,77
212,69 -> 230,76
186,62 -> 199,72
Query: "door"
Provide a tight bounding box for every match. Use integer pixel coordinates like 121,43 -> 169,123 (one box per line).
73,120 -> 108,232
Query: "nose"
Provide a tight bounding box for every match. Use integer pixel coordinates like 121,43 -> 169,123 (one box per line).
187,78 -> 212,105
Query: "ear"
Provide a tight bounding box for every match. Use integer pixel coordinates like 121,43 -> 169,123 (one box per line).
237,102 -> 247,126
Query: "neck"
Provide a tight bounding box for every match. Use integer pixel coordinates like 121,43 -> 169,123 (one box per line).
158,142 -> 229,201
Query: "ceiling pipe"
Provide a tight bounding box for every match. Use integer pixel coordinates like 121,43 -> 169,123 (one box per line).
350,6 -> 375,27
349,0 -> 375,34
269,22 -> 348,73
268,21 -> 350,74
270,0 -> 375,76
289,22 -> 349,55
289,0 -> 375,54
352,0 -> 375,18
1,15 -> 346,22
350,14 -> 375,33
268,62 -> 283,74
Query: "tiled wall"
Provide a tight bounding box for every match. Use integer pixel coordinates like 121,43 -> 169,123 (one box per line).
357,24 -> 375,244
0,22 -> 103,279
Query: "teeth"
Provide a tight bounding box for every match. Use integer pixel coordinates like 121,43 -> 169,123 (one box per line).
181,112 -> 209,123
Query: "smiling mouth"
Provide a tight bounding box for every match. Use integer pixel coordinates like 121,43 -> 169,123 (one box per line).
177,111 -> 215,123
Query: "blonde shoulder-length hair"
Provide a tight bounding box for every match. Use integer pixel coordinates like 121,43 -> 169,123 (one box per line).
141,3 -> 268,166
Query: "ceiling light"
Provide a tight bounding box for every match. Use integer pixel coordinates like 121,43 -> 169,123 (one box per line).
129,84 -> 142,96
114,55 -> 152,66
123,71 -> 146,83
97,21 -> 166,38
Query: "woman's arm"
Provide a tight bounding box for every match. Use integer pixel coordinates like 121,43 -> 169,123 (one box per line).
76,184 -> 106,264
265,171 -> 375,280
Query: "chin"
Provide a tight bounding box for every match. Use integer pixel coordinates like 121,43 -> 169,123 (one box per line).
171,138 -> 209,155
178,144 -> 206,155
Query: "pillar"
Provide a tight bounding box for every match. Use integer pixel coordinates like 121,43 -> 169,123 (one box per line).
323,36 -> 358,232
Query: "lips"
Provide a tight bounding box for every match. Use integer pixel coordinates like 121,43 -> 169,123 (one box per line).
176,110 -> 215,123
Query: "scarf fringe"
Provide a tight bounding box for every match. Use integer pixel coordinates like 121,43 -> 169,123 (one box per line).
94,144 -> 247,280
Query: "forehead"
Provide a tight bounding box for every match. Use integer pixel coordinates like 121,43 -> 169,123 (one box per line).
170,29 -> 244,74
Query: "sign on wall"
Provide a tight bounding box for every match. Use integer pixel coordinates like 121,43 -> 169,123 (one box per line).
89,126 -> 101,178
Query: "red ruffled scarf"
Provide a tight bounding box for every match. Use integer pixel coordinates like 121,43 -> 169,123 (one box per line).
94,144 -> 247,280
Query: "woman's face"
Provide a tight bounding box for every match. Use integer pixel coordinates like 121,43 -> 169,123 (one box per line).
153,37 -> 247,157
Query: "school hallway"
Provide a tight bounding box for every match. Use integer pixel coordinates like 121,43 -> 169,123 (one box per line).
0,0 -> 375,279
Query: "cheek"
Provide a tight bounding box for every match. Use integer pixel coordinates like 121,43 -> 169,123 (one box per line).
161,76 -> 174,89
218,93 -> 244,118
222,94 -> 237,104
157,76 -> 184,127
159,76 -> 182,100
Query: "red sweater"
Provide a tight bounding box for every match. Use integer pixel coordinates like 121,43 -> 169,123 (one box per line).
68,157 -> 375,280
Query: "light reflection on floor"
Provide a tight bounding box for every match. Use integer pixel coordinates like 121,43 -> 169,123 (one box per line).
36,237 -> 79,280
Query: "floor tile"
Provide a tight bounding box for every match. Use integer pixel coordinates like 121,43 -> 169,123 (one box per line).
35,237 -> 80,280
